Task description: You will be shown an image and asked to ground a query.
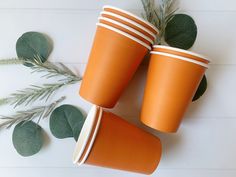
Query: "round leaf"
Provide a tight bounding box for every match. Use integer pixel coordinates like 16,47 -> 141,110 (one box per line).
192,75 -> 207,101
12,121 -> 43,157
50,105 -> 85,140
165,14 -> 197,50
16,32 -> 53,66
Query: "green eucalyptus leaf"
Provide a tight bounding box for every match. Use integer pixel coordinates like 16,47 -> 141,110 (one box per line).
50,105 -> 85,141
192,75 -> 207,101
165,14 -> 197,50
16,31 -> 53,66
12,121 -> 43,157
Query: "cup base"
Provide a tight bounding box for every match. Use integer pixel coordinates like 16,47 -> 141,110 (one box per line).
140,117 -> 178,133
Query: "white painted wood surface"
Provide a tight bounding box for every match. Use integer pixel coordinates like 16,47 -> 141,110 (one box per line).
0,0 -> 235,176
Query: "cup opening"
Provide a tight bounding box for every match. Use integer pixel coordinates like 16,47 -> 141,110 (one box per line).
153,45 -> 210,62
150,51 -> 209,68
100,11 -> 156,39
77,107 -> 103,165
72,105 -> 100,164
98,16 -> 154,44
103,5 -> 159,33
96,23 -> 151,50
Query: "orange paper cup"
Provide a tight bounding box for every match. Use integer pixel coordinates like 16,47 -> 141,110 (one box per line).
98,17 -> 154,45
103,5 -> 158,35
141,51 -> 208,133
73,106 -> 162,175
153,45 -> 210,64
100,11 -> 156,41
79,23 -> 150,108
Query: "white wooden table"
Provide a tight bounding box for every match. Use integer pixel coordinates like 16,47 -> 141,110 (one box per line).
0,0 -> 235,176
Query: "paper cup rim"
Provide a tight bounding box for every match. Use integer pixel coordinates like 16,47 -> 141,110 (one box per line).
98,16 -> 154,44
150,51 -> 209,68
77,107 -> 103,166
153,45 -> 211,62
96,23 -> 151,50
103,5 -> 158,33
100,11 -> 157,39
72,105 -> 100,164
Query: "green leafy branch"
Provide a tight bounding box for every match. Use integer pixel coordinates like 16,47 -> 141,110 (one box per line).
0,59 -> 24,65
0,32 -> 85,157
0,96 -> 66,129
141,0 -> 178,44
0,56 -> 82,107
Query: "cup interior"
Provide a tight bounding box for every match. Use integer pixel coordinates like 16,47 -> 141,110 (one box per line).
73,105 -> 100,164
100,11 -> 156,40
98,16 -> 154,45
150,51 -> 209,68
103,5 -> 158,34
96,22 -> 151,50
153,45 -> 210,63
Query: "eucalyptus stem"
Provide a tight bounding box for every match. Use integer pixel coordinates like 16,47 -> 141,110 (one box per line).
0,96 -> 66,129
141,0 -> 178,44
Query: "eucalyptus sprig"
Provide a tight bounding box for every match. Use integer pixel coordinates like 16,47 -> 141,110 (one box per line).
0,57 -> 82,107
141,0 -> 178,44
0,96 -> 66,129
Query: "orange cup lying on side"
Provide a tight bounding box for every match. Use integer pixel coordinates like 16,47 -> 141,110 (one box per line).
100,11 -> 156,42
103,5 -> 158,35
141,51 -> 208,133
79,23 -> 150,108
98,17 -> 154,46
153,45 -> 210,64
73,105 -> 162,175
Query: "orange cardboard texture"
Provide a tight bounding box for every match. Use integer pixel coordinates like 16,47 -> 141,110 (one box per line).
79,25 -> 149,108
141,52 -> 208,133
74,106 -> 162,175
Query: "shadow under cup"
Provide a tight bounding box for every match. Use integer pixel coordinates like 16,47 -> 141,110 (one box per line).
73,106 -> 162,175
79,24 -> 150,108
141,52 -> 208,133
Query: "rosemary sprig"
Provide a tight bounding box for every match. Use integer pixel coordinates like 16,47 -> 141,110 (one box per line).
141,0 -> 178,44
0,56 -> 81,81
27,56 -> 80,81
0,59 -> 24,65
0,96 -> 66,129
0,79 -> 77,108
0,57 -> 82,107
0,98 -> 11,106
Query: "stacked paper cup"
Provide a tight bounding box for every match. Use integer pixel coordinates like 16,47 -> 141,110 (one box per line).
79,5 -> 159,108
73,106 -> 162,174
74,5 -> 162,175
74,5 -> 209,175
141,45 -> 210,133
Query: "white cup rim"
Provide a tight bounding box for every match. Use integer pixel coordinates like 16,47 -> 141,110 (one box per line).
96,23 -> 151,50
77,106 -> 103,166
72,105 -> 100,164
150,51 -> 209,68
100,11 -> 157,39
103,5 -> 159,33
153,45 -> 211,62
98,16 -> 154,44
